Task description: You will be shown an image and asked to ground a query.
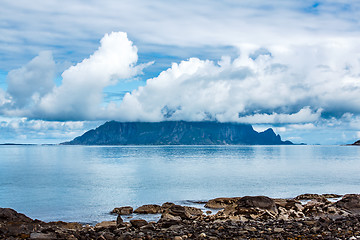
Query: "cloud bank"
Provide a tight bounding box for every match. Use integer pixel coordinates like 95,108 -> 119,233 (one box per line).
115,41 -> 360,124
1,32 -> 360,129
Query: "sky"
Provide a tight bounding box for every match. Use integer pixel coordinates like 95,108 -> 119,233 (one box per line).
1,0 -> 360,144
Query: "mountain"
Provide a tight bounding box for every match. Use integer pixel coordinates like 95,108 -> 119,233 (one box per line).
351,140 -> 360,146
62,121 -> 292,145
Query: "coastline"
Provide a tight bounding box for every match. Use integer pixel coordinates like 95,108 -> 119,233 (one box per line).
2,194 -> 360,239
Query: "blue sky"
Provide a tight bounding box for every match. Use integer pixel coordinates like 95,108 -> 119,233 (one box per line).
1,0 -> 360,144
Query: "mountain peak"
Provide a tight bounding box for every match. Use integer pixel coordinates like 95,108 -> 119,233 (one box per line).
62,121 -> 293,145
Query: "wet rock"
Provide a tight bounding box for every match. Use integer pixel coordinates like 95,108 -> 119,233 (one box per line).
111,206 -> 133,215
335,194 -> 360,214
205,197 -> 242,209
134,204 -> 162,214
130,219 -> 148,228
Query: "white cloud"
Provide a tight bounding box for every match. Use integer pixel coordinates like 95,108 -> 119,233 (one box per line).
1,32 -> 360,127
36,32 -> 145,120
6,51 -> 55,108
0,32 -> 148,120
1,1 -> 360,71
236,108 -> 322,124
0,116 -> 100,143
111,41 -> 360,124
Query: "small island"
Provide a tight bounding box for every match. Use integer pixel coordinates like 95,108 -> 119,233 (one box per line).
62,121 -> 293,145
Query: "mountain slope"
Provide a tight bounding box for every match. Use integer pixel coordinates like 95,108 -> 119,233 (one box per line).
62,121 -> 293,145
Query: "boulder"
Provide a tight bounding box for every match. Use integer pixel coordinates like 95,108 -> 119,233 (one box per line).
134,204 -> 162,214
335,194 -> 360,214
0,208 -> 34,223
161,202 -> 175,209
236,196 -> 278,214
116,215 -> 123,226
130,219 -> 148,228
112,206 -> 133,215
205,197 -> 242,209
160,212 -> 182,222
274,199 -> 302,210
165,205 -> 203,220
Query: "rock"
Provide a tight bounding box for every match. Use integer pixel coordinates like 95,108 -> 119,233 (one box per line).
116,215 -> 123,226
335,194 -> 360,214
274,227 -> 284,233
236,196 -> 278,214
205,197 -> 242,209
130,219 -> 148,228
322,194 -> 342,198
174,236 -> 183,240
199,232 -> 207,238
160,212 -> 182,222
102,232 -> 115,240
0,208 -> 34,223
111,206 -> 133,215
244,226 -> 257,232
134,204 -> 162,214
165,205 -> 203,220
161,202 -> 175,209
30,232 -> 57,239
295,193 -> 324,200
95,221 -> 117,228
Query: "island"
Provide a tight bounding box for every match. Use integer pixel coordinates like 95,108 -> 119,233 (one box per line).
62,121 -> 293,145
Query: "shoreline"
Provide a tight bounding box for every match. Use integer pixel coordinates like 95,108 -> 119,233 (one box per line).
1,193 -> 360,239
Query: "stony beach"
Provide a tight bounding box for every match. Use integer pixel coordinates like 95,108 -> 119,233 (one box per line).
1,193 -> 360,239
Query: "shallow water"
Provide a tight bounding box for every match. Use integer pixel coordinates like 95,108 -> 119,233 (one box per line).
0,145 -> 359,224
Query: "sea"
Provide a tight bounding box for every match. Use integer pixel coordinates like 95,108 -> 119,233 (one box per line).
0,145 -> 359,224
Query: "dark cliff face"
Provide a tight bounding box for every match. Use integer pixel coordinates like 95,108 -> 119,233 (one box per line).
62,121 -> 293,145
352,140 -> 360,145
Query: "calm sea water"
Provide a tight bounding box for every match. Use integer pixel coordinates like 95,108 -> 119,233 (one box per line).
0,145 -> 360,224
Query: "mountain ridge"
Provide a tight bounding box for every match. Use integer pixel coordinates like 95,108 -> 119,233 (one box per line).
62,121 -> 293,145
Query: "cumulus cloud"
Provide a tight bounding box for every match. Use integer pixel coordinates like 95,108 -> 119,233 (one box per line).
35,32 -> 146,120
0,32 -> 149,120
7,51 -> 55,108
112,42 -> 360,124
1,32 -> 360,129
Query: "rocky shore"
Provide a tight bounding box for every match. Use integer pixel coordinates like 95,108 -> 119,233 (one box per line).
1,194 -> 360,239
